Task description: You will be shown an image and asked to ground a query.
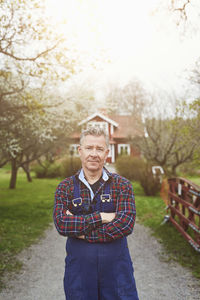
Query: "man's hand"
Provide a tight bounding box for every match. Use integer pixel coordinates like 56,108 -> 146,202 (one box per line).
77,235 -> 85,239
66,210 -> 73,216
100,212 -> 116,224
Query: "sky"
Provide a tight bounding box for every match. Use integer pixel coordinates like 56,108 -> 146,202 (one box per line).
45,0 -> 200,103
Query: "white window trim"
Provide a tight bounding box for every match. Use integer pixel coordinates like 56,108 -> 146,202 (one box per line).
87,121 -> 108,134
70,144 -> 79,156
118,144 -> 131,155
110,124 -> 114,135
111,144 -> 115,163
108,144 -> 112,157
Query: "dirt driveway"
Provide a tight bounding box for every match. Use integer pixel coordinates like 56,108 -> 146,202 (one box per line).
1,223 -> 200,300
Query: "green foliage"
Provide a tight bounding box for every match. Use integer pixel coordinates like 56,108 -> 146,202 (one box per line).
32,161 -> 61,178
32,162 -> 48,178
116,156 -> 161,195
30,156 -> 82,179
134,111 -> 199,176
60,156 -> 81,178
178,160 -> 200,177
46,163 -> 61,178
115,155 -> 141,181
133,180 -> 200,279
0,0 -> 75,188
0,168 -> 60,290
138,162 -> 162,196
185,176 -> 200,186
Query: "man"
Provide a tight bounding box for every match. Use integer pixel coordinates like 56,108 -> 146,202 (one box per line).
53,127 -> 139,300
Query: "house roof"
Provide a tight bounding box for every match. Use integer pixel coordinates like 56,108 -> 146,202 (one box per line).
78,112 -> 118,127
70,112 -> 144,140
110,115 -> 144,139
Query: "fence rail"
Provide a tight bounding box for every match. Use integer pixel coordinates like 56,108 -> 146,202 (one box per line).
167,177 -> 200,252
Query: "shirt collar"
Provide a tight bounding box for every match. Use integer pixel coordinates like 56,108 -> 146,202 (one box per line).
77,167 -> 110,200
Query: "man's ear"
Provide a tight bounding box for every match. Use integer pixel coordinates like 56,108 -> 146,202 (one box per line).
78,145 -> 81,155
105,148 -> 109,159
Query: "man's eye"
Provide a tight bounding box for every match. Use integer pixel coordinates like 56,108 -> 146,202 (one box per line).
97,148 -> 104,152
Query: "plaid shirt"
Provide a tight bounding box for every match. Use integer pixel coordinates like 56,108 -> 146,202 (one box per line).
53,168 -> 136,243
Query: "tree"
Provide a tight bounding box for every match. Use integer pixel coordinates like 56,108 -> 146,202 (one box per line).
169,0 -> 200,22
106,78 -> 148,117
0,0 -> 74,188
188,99 -> 200,162
132,103 -> 199,176
0,86 -> 74,188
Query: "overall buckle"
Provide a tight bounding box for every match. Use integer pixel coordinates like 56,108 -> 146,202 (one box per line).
101,194 -> 111,203
72,197 -> 82,207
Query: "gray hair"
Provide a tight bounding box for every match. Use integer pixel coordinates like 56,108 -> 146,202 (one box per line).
80,127 -> 109,148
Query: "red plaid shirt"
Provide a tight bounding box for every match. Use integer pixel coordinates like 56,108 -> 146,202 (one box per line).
53,169 -> 136,243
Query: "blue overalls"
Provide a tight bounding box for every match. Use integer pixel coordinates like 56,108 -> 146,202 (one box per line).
64,174 -> 139,300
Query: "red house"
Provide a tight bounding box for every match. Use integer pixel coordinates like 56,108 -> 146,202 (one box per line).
70,112 -> 143,163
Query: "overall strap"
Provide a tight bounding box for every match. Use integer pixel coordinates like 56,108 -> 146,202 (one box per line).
93,179 -> 111,211
104,180 -> 110,195
72,175 -> 112,213
73,174 -> 110,200
72,175 -> 80,199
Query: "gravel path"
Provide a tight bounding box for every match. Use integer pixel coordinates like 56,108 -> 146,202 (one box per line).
1,222 -> 200,300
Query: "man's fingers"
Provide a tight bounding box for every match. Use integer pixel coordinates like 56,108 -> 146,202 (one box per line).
78,235 -> 85,239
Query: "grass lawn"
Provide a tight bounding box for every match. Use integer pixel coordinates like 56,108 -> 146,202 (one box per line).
0,168 -> 60,290
133,180 -> 200,279
186,176 -> 200,186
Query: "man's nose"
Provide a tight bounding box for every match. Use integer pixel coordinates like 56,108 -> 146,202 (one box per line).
90,148 -> 98,156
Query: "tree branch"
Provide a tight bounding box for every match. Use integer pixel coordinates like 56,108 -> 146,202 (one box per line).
0,40 -> 61,62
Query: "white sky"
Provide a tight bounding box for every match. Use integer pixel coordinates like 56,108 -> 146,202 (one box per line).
45,0 -> 200,101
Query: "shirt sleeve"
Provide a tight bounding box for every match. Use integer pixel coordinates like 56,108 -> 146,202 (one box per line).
53,182 -> 102,237
85,182 -> 136,243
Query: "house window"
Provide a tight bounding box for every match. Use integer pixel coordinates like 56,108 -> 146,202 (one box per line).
69,144 -> 79,156
108,144 -> 112,157
87,121 -> 108,134
118,144 -> 130,155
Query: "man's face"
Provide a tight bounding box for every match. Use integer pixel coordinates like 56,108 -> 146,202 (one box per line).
78,135 -> 109,173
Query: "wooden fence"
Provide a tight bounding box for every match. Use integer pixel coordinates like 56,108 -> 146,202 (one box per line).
167,177 -> 200,252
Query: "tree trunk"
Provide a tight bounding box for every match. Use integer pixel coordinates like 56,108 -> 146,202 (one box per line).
26,169 -> 32,182
171,165 -> 177,177
9,158 -> 18,189
22,164 -> 32,182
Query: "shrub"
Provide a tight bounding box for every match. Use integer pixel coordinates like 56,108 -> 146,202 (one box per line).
46,163 -> 61,178
32,162 -> 48,178
33,157 -> 82,179
33,161 -> 61,178
115,155 -> 142,181
116,155 -> 161,195
138,163 -> 162,196
60,156 -> 81,178
116,155 -> 147,181
178,161 -> 200,177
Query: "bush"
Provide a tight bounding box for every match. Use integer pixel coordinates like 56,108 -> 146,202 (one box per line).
178,161 -> 200,177
32,163 -> 48,178
60,156 -> 81,178
46,163 -> 61,178
116,155 -> 161,196
33,161 -> 61,178
138,163 -> 162,196
115,155 -> 142,181
33,157 -> 82,179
